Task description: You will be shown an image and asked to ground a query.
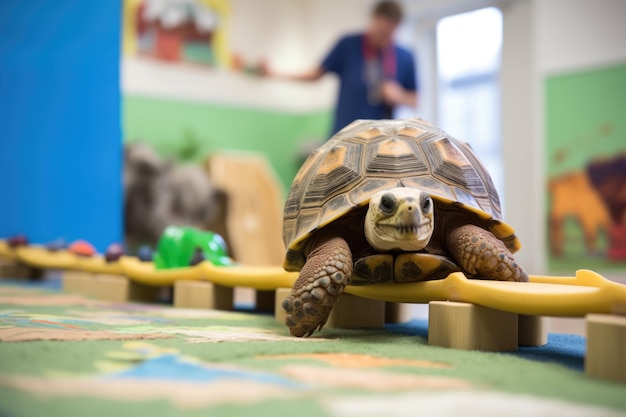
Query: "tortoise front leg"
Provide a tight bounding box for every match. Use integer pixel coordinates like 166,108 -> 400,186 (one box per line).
448,224 -> 528,282
282,236 -> 352,337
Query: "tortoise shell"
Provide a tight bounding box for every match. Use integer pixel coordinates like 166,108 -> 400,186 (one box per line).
283,118 -> 520,272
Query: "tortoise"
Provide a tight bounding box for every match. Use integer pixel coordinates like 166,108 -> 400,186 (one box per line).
281,118 -> 528,337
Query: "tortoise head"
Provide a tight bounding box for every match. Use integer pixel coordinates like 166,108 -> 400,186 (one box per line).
365,187 -> 434,251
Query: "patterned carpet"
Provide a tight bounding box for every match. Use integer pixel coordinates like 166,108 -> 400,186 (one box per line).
0,281 -> 625,417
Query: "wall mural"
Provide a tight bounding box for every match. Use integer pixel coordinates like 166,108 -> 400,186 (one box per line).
122,0 -> 232,68
546,63 -> 626,273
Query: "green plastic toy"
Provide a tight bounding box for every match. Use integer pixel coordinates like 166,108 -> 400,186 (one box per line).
153,226 -> 234,269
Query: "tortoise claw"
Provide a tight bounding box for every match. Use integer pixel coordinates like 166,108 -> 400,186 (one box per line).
284,274 -> 349,337
284,237 -> 352,337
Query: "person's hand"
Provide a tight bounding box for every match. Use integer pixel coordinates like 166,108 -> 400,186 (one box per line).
380,80 -> 407,105
255,61 -> 324,82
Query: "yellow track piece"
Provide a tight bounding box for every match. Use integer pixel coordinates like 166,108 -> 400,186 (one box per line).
119,257 -> 297,290
346,270 -> 626,317
198,262 -> 297,290
119,257 -> 212,285
16,247 -> 77,269
121,257 -> 626,317
4,241 -> 626,317
73,256 -> 125,274
16,247 -> 124,274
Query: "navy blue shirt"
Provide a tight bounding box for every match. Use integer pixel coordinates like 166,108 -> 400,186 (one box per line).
322,33 -> 418,136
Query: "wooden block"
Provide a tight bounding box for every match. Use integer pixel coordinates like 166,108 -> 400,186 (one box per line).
255,290 -> 275,312
0,257 -> 40,280
518,315 -> 547,347
64,272 -> 125,300
586,314 -> 626,383
0,256 -> 22,276
93,274 -> 130,303
274,288 -> 291,324
173,281 -> 189,307
94,274 -> 164,304
428,301 -> 518,351
62,270 -> 96,296
326,294 -> 385,329
0,256 -> 15,278
174,280 -> 234,310
385,302 -> 413,324
0,257 -> 18,278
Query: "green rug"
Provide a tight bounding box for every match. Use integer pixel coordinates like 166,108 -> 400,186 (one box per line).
0,282 -> 625,417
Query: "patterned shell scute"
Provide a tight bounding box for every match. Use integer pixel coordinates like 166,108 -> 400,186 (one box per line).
426,137 -> 487,196
364,136 -> 430,176
283,118 -> 509,260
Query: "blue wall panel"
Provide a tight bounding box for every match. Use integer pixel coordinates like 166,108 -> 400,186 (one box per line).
0,1 -> 122,251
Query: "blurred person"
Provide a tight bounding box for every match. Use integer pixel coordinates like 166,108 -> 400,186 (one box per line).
263,0 -> 418,136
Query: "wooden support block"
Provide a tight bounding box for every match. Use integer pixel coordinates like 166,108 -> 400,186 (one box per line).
174,280 -> 234,310
274,288 -> 291,324
326,294 -> 385,330
385,302 -> 413,324
255,290 -> 275,312
64,272 -> 125,301
428,301 -> 518,351
62,270 -> 96,296
173,281 -> 190,307
0,257 -> 17,278
586,314 -> 626,383
93,274 -> 130,303
0,257 -> 40,280
64,272 -> 163,303
518,315 -> 547,347
94,274 -> 163,303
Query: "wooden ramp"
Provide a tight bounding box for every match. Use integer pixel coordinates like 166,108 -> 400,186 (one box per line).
206,152 -> 286,266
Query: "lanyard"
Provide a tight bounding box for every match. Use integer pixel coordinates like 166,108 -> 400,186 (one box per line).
362,34 -> 396,78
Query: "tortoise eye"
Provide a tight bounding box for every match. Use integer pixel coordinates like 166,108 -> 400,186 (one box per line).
380,194 -> 396,214
421,196 -> 432,212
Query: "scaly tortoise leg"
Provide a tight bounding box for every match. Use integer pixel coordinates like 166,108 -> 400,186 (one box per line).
282,236 -> 352,337
448,224 -> 528,282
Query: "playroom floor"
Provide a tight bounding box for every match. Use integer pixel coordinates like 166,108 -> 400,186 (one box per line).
3,277 -> 626,417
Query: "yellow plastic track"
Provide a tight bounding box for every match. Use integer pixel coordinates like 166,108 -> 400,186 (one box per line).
16,247 -> 78,270
118,257 -> 297,290
2,242 -> 626,317
347,270 -> 626,316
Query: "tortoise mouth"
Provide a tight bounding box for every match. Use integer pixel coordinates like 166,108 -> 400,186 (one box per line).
378,221 -> 432,239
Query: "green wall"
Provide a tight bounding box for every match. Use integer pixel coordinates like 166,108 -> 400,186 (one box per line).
123,95 -> 332,194
545,62 -> 626,273
545,63 -> 626,177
